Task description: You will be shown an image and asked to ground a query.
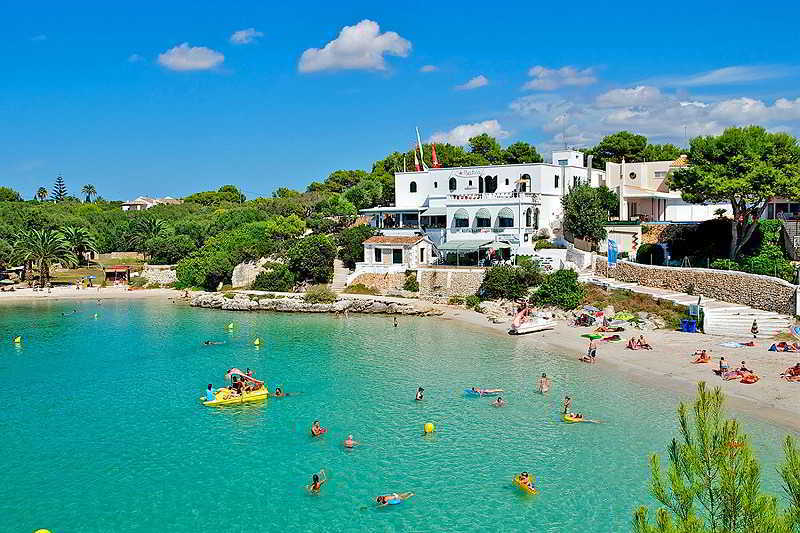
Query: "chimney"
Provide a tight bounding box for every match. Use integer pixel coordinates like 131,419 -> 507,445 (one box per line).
586,154 -> 593,185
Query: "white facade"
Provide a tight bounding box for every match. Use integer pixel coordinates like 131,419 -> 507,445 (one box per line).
355,235 -> 436,276
121,196 -> 182,211
604,158 -> 731,222
361,149 -> 605,253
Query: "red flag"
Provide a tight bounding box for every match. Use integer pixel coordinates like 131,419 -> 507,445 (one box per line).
432,143 -> 440,168
414,149 -> 420,171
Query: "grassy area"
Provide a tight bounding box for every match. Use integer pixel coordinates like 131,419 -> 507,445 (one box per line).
50,266 -> 104,285
582,283 -> 689,330
343,283 -> 379,295
94,257 -> 145,267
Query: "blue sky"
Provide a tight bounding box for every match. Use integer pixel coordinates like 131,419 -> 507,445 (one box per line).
3,1 -> 800,200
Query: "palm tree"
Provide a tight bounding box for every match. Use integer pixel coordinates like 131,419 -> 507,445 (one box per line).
13,229 -> 77,287
36,187 -> 48,202
81,184 -> 97,203
58,226 -> 98,267
128,217 -> 168,258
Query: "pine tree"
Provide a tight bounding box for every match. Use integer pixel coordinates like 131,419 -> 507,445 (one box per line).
51,176 -> 67,202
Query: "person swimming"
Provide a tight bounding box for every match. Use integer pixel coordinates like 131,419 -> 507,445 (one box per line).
518,472 -> 534,489
307,471 -> 326,493
491,397 -> 506,407
375,492 -> 414,506
203,340 -> 223,346
343,434 -> 359,448
311,420 -> 324,437
415,387 -> 424,401
537,373 -> 550,393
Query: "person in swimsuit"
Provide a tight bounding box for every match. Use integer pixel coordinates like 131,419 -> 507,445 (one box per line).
375,492 -> 414,506
563,395 -> 572,414
415,387 -> 424,401
491,397 -> 506,407
537,373 -> 551,393
311,420 -> 324,437
274,387 -> 284,397
343,434 -> 359,448
719,357 -> 729,372
587,339 -> 597,362
307,471 -> 326,493
518,472 -> 534,489
205,384 -> 214,401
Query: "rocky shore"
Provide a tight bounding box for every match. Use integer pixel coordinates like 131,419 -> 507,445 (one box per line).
190,291 -> 443,316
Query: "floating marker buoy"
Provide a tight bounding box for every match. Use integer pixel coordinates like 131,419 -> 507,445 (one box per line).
253,338 -> 262,346
93,313 -> 98,319
34,529 -> 51,533
13,336 -> 21,344
225,322 -> 234,330
424,422 -> 435,434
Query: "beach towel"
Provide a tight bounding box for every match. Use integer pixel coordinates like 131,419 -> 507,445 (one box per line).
720,342 -> 747,348
582,333 -> 603,340
791,326 -> 800,341
613,311 -> 636,321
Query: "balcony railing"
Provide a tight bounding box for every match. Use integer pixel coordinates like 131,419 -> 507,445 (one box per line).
447,192 -> 538,201
451,227 -> 537,233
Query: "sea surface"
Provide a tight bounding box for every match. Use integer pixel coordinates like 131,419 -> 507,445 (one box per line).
0,299 -> 795,532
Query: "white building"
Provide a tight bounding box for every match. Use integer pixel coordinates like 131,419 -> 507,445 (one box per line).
605,156 -> 731,222
361,150 -> 604,257
121,196 -> 182,211
358,235 -> 437,274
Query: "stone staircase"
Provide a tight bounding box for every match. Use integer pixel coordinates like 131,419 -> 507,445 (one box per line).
330,259 -> 351,293
582,274 -> 794,338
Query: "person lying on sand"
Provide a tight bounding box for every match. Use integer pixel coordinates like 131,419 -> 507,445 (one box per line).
781,363 -> 800,382
692,350 -> 711,363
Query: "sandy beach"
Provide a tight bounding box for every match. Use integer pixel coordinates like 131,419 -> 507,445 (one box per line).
437,304 -> 800,433
0,286 -> 182,303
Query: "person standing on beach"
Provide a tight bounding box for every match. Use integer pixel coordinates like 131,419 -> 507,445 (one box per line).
537,373 -> 551,393
751,320 -> 759,339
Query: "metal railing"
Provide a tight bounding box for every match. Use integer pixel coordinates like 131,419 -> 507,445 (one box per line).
447,192 -> 538,201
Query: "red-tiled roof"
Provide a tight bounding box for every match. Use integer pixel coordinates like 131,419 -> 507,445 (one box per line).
364,236 -> 424,245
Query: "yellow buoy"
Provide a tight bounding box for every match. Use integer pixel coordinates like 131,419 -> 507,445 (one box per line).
34,529 -> 51,533
225,322 -> 234,330
424,422 -> 435,434
13,336 -> 21,344
253,338 -> 262,346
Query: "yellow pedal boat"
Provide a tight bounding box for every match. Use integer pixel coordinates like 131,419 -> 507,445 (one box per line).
202,386 -> 269,407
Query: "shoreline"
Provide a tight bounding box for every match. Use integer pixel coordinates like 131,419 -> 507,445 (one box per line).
435,304 -> 800,434
1,287 -> 797,433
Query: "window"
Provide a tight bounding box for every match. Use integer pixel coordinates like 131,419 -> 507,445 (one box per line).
453,208 -> 469,228
654,171 -> 667,178
475,208 -> 491,228
484,176 -> 497,193
410,181 -> 417,193
468,180 -> 472,186
449,177 -> 456,191
455,218 -> 469,228
573,176 -> 580,187
554,175 -> 559,188
505,178 -> 509,185
374,248 -> 382,262
558,159 -> 568,166
392,249 -> 403,264
434,181 -> 438,189
497,207 -> 514,228
420,248 -> 425,263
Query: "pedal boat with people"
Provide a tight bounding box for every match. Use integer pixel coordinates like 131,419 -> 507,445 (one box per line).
201,368 -> 269,407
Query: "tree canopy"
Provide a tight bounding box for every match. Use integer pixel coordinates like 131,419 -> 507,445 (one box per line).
670,126 -> 800,258
585,131 -> 684,168
561,184 -> 610,243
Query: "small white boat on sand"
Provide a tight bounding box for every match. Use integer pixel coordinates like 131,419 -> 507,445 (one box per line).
508,309 -> 556,335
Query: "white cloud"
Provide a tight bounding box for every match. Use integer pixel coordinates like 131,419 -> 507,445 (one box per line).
429,119 -> 509,145
157,43 -> 224,71
509,88 -> 800,153
455,75 -> 488,90
31,34 -> 47,42
128,53 -> 143,63
523,65 -> 596,90
596,86 -> 663,107
650,65 -> 793,87
420,64 -> 438,73
298,20 -> 411,73
230,28 -> 263,45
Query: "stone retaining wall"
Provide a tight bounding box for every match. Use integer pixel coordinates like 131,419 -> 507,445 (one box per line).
140,265 -> 177,286
191,291 -> 441,316
594,258 -> 798,315
350,273 -> 406,292
417,267 -> 485,301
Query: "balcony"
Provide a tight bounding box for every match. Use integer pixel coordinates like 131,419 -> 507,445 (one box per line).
447,192 -> 539,203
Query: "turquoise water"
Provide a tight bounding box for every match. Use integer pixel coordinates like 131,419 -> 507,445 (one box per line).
0,300 -> 795,532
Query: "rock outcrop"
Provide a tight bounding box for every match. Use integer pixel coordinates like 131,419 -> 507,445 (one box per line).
190,291 -> 442,316
231,258 -> 269,288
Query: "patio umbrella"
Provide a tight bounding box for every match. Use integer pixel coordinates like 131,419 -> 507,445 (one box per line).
481,241 -> 512,251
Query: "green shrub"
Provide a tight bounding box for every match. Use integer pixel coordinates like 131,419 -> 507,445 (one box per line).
617,251 -> 629,259
251,264 -> 295,292
129,276 -> 147,288
534,239 -> 555,250
479,265 -> 527,300
343,283 -> 378,295
465,295 -> 481,310
636,243 -> 665,265
142,234 -> 196,265
516,256 -> 544,287
336,225 -> 375,269
709,258 -> 738,271
222,292 -> 236,299
738,246 -> 795,281
448,295 -> 465,305
531,269 -> 585,310
144,282 -> 161,289
403,271 -> 419,292
287,234 -> 336,283
303,284 -> 337,304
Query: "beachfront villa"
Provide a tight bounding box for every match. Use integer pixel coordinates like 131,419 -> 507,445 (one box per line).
121,196 -> 182,211
360,235 -> 438,272
360,149 -> 604,258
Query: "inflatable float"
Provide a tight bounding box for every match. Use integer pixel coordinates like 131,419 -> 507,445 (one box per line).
563,414 -> 586,423
513,475 -> 538,495
464,388 -> 503,397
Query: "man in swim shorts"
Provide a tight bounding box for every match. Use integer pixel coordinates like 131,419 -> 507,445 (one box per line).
415,387 -> 424,401
563,395 -> 572,414
343,435 -> 359,448
587,339 -> 597,362
537,373 -> 550,393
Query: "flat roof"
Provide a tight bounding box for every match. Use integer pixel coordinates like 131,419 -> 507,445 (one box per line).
364,236 -> 425,245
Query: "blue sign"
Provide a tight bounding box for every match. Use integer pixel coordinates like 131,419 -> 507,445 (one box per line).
608,239 -> 618,266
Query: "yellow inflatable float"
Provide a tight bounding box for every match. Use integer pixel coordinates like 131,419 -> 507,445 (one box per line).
563,414 -> 585,423
13,336 -> 21,344
513,474 -> 538,494
423,422 -> 435,433
253,337 -> 262,346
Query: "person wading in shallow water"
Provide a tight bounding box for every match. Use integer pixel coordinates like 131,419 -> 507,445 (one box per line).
563,395 -> 572,414
751,319 -> 759,339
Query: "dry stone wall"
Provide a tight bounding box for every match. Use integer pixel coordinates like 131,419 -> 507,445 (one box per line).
594,258 -> 797,315
417,267 -> 485,301
140,265 -> 177,285
350,273 -> 406,292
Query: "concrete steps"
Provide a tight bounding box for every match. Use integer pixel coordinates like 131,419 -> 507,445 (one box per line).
330,259 -> 351,293
582,274 -> 794,338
